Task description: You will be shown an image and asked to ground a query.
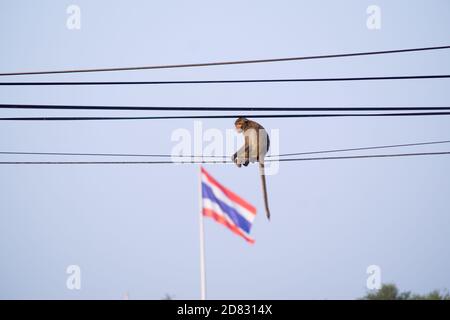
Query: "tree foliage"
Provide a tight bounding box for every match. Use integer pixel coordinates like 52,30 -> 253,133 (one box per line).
362,283 -> 450,300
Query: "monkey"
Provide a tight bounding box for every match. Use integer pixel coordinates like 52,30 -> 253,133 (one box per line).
232,117 -> 271,220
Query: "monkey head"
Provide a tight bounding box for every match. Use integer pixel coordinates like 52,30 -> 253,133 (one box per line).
234,117 -> 248,133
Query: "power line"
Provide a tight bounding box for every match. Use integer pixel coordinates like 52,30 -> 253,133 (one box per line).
275,139 -> 450,157
1,140 -> 449,158
2,111 -> 450,121
0,45 -> 449,77
277,151 -> 450,162
0,151 -> 449,164
2,104 -> 450,112
1,75 -> 449,86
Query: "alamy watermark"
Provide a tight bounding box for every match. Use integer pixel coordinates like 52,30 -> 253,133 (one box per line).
366,5 -> 381,30
366,264 -> 382,290
66,5 -> 81,30
170,121 -> 280,175
66,265 -> 81,290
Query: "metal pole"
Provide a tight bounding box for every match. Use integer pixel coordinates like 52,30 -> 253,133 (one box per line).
199,166 -> 207,300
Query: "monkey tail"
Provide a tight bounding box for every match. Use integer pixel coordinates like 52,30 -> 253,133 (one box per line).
259,162 -> 271,220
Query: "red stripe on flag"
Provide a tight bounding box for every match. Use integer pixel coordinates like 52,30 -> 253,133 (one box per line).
201,167 -> 256,215
203,208 -> 255,244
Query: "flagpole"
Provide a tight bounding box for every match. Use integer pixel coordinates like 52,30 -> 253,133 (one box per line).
199,166 -> 207,300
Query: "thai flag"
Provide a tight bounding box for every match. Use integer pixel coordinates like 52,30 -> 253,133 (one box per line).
201,167 -> 257,244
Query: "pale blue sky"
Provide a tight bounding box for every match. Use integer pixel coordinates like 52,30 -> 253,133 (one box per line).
0,0 -> 449,299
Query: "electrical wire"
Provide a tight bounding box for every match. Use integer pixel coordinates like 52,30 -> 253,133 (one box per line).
0,150 -> 449,164
1,139 -> 449,158
1,75 -> 449,86
0,45 -> 449,77
2,111 -> 450,121
1,104 -> 450,112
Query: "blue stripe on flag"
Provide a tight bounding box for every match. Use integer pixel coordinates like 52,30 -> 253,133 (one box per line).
201,183 -> 252,233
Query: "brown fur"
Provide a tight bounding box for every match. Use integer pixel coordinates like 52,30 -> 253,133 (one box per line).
232,118 -> 271,220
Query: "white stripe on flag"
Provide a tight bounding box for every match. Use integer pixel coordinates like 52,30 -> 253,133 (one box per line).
202,198 -> 251,236
201,176 -> 256,224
